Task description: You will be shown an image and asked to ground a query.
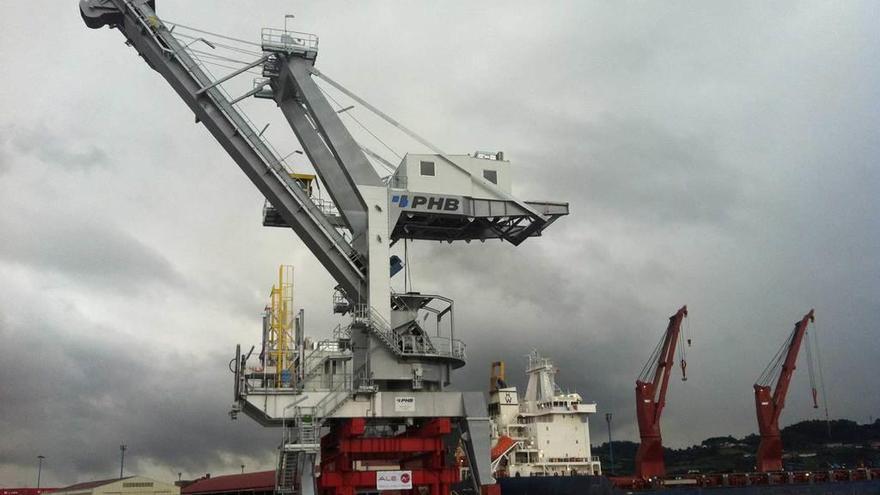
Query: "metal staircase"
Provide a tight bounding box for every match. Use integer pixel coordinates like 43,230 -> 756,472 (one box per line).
276,448 -> 300,494
300,346 -> 331,384
353,307 -> 447,358
352,306 -> 404,357
277,408 -> 320,495
294,407 -> 319,446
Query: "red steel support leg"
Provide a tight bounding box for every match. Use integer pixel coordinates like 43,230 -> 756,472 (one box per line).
319,418 -> 459,495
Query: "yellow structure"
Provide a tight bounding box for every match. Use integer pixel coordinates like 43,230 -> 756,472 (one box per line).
490,361 -> 506,392
290,172 -> 316,196
268,264 -> 295,386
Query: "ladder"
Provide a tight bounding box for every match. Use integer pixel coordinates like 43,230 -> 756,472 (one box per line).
276,408 -> 320,495
276,448 -> 300,494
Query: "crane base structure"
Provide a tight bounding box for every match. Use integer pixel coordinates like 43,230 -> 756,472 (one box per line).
317,418 -> 459,495
80,1 -> 568,494
634,306 -> 689,480
754,309 -> 818,473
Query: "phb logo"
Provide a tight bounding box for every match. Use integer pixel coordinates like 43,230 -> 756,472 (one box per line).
400,473 -> 411,484
391,194 -> 410,208
391,194 -> 460,212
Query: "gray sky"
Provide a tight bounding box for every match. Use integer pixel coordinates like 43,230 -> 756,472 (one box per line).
1,0 -> 879,487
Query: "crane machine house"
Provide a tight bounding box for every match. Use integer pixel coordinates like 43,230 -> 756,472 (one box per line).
488,354 -> 602,479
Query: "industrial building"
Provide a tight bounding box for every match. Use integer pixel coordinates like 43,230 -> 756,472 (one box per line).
1,489 -> 56,495
52,477 -> 178,495
180,472 -> 273,495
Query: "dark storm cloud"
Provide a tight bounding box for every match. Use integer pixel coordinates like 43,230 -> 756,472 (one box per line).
0,307 -> 277,482
526,116 -> 742,225
0,212 -> 185,293
4,124 -> 109,171
437,88 -> 743,227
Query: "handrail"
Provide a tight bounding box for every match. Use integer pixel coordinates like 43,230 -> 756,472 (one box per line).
261,28 -> 319,54
351,305 -> 465,360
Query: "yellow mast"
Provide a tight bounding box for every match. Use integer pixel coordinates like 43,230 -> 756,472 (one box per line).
268,265 -> 295,386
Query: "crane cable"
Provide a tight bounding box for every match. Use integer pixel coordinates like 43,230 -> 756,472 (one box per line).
804,329 -> 819,408
161,17 -> 404,174
159,18 -> 264,48
189,48 -> 264,70
678,316 -> 691,381
638,329 -> 666,383
812,319 -> 832,435
172,31 -> 263,57
315,84 -> 403,162
756,328 -> 794,388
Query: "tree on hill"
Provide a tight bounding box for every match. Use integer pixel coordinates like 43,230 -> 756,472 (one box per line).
592,418 -> 880,476
701,436 -> 738,448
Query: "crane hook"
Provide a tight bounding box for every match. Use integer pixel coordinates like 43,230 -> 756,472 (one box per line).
811,388 -> 819,409
680,359 -> 688,381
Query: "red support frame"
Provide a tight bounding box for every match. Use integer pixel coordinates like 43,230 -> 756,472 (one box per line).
318,418 -> 460,495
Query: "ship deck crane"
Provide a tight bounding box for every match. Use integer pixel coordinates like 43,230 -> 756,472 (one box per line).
80,2 -> 568,494
634,306 -> 689,479
754,309 -> 818,472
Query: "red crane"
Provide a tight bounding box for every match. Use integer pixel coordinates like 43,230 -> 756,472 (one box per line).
754,309 -> 818,472
635,305 -> 689,479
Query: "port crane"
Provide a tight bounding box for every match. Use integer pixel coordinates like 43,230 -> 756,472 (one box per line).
634,306 -> 688,479
80,1 -> 568,494
754,309 -> 818,473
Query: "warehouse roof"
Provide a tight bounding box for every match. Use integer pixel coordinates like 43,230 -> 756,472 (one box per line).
182,472 -> 274,495
56,478 -> 133,492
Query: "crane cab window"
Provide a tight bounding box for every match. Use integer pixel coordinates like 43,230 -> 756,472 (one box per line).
483,169 -> 498,184
420,161 -> 435,176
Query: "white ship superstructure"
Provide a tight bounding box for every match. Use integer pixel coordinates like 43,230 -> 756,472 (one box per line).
489,352 -> 602,477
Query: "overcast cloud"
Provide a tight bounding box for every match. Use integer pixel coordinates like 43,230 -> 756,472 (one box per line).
1,0 -> 878,488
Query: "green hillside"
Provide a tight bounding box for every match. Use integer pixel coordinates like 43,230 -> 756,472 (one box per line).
593,419 -> 880,475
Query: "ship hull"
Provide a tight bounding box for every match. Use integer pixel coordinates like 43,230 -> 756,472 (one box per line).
495,476 -> 880,495
497,475 -> 616,495
631,479 -> 880,494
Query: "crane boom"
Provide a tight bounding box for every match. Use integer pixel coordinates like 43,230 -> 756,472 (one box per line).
634,305 -> 688,479
80,0 -> 367,301
754,309 -> 816,472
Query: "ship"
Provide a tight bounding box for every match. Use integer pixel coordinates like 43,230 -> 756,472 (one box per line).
485,352 -> 617,495
488,352 -> 602,478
